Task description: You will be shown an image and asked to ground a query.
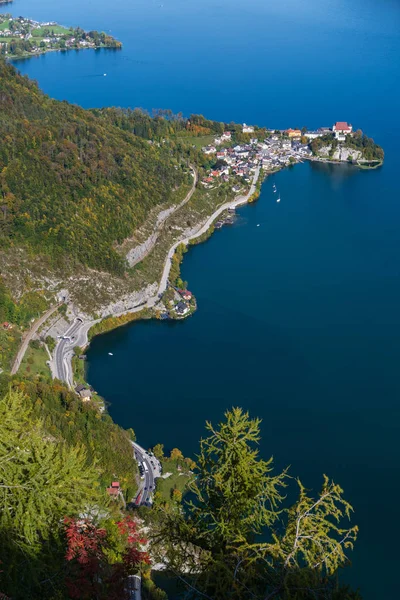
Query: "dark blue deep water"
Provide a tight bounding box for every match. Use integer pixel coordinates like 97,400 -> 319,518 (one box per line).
9,0 -> 400,596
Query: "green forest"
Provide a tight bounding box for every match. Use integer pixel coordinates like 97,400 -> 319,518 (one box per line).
0,59 -> 190,273
0,58 -> 270,279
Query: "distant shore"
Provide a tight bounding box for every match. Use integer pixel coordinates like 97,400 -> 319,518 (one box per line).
0,13 -> 121,60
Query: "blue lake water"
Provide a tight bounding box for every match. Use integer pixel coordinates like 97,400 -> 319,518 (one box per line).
8,0 -> 400,596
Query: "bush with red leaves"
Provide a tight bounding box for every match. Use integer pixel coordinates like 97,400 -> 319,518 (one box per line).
64,516 -> 150,600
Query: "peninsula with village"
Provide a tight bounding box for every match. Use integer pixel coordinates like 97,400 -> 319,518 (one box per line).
0,55 -> 384,404
0,13 -> 121,58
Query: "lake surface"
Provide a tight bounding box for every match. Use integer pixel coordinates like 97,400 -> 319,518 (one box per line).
9,0 -> 400,597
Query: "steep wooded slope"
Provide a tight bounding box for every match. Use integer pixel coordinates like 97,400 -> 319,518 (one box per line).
0,60 -> 186,273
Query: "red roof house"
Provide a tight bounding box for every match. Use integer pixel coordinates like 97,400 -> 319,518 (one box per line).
106,481 -> 120,497
333,122 -> 352,132
178,289 -> 193,301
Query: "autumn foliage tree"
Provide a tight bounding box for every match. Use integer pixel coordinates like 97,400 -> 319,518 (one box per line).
64,516 -> 150,600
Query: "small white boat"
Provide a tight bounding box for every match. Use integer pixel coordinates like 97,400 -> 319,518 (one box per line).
277,196 -> 281,203
108,352 -> 113,356
257,224 -> 260,227
103,73 -> 107,77
273,189 -> 277,193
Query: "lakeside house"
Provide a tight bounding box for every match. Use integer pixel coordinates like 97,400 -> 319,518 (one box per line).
178,289 -> 193,301
221,131 -> 232,140
75,383 -> 92,401
332,122 -> 352,140
175,301 -> 190,316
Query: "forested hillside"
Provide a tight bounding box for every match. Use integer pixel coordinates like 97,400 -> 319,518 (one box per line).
0,59 -> 188,273
0,393 -> 362,599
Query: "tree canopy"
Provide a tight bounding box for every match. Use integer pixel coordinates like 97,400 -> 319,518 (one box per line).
153,408 -> 359,600
0,59 -> 188,273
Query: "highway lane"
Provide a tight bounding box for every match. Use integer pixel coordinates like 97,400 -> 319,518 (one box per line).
132,441 -> 161,506
53,318 -> 83,386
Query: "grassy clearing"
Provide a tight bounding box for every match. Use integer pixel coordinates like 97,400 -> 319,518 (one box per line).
0,20 -> 10,31
19,342 -> 50,378
175,134 -> 216,149
155,456 -> 195,506
156,470 -> 190,502
72,353 -> 86,384
32,25 -> 70,37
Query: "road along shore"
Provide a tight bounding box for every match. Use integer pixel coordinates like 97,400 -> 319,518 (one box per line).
52,166 -> 261,385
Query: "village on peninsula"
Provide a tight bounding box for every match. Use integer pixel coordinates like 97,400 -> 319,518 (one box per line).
200,120 -> 382,190
0,20 -> 384,407
151,120 -> 383,321
0,12 -> 121,58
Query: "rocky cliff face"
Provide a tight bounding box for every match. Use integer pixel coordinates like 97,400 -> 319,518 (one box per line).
316,145 -> 363,162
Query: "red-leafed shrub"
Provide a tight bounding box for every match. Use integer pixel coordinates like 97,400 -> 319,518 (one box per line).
64,516 -> 150,600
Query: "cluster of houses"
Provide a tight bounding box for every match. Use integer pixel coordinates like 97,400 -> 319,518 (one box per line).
0,15 -> 101,55
201,122 -> 353,189
160,288 -> 195,320
0,16 -> 58,40
303,122 -> 353,141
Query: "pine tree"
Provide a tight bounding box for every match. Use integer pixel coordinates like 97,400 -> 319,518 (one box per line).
153,408 -> 359,600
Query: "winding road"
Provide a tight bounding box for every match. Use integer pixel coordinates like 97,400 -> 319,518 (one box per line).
127,167 -> 197,267
157,166 -> 260,296
52,167 -> 261,384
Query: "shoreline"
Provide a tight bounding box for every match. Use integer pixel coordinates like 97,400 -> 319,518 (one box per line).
18,155 -> 375,389
306,156 -> 383,169
51,166 -> 262,387
52,155 -> 376,388
9,44 -> 121,62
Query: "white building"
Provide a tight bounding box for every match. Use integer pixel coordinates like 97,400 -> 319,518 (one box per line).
242,123 -> 254,134
304,131 -> 324,140
332,122 -> 352,141
202,146 -> 216,155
